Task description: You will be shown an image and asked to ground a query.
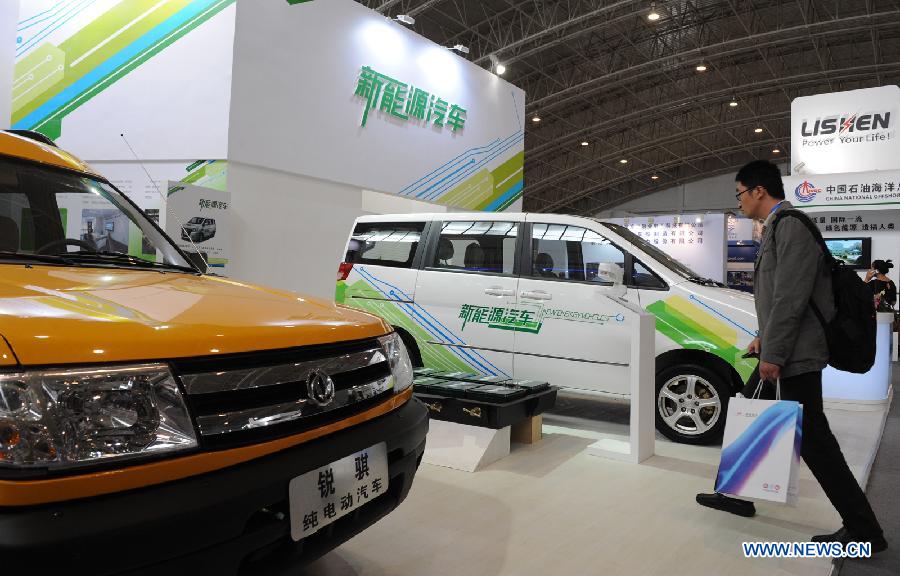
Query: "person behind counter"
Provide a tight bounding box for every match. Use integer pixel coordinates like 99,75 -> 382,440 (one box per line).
865,259 -> 896,311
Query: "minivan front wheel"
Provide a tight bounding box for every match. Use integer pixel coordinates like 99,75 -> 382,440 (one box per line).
655,363 -> 729,445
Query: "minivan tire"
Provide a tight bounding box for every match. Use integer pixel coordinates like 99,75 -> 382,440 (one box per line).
655,363 -> 730,445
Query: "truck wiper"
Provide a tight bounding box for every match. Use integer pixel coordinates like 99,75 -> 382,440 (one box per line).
0,251 -> 76,266
64,250 -> 198,273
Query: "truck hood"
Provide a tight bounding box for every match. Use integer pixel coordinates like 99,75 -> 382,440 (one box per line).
0,265 -> 389,366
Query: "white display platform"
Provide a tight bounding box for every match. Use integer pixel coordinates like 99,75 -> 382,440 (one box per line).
586,308 -> 655,464
422,420 -> 511,472
823,312 -> 893,408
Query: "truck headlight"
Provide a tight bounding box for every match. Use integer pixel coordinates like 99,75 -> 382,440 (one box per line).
0,364 -> 197,470
378,333 -> 413,393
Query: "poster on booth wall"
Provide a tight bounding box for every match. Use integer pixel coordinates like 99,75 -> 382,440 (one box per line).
165,181 -> 231,274
605,214 -> 727,283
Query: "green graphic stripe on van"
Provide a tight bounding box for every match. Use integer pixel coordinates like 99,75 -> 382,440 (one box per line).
338,280 -> 474,373
13,0 -> 234,138
647,297 -> 756,381
343,266 -> 510,376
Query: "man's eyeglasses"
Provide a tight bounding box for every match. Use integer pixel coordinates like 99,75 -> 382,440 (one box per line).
735,186 -> 757,200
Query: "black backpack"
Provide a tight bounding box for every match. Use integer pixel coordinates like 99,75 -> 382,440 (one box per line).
771,210 -> 876,374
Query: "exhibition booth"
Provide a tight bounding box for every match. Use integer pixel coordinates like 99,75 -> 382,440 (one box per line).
0,1 -> 896,575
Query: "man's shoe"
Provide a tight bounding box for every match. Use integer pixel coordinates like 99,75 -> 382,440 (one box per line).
695,492 -> 756,517
812,527 -> 888,554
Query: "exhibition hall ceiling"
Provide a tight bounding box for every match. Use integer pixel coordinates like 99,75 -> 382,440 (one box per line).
360,0 -> 900,213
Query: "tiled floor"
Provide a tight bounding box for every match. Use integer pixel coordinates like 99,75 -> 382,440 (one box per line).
302,391 -> 890,576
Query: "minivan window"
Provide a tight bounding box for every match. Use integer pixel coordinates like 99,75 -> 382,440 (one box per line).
346,222 -> 425,268
599,221 -> 701,280
432,220 -> 518,274
632,259 -> 667,289
531,223 -> 624,282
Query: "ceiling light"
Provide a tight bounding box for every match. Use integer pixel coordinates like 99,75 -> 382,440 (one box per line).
532,116 -> 541,122
695,64 -> 707,72
581,141 -> 589,146
772,148 -> 781,154
395,14 -> 415,26
651,175 -> 659,180
620,159 -> 628,164
754,127 -> 763,133
496,63 -> 506,75
648,1 -> 660,21
729,98 -> 738,107
695,217 -> 703,223
451,44 -> 470,54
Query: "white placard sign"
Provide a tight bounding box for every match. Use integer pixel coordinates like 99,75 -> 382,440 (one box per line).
605,214 -> 727,282
165,181 -> 232,274
791,86 -> 900,175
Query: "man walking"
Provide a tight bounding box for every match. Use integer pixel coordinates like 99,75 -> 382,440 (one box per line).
697,160 -> 886,552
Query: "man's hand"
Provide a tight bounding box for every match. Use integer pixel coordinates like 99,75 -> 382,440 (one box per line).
747,337 -> 761,355
759,361 -> 781,382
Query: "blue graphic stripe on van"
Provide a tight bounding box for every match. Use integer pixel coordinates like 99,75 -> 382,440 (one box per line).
688,294 -> 757,338
418,132 -> 525,201
356,267 -> 508,377
484,179 -> 523,211
400,131 -> 523,199
354,267 -> 504,377
355,268 -> 501,376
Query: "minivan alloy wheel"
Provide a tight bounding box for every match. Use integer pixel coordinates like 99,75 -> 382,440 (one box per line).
657,374 -> 722,436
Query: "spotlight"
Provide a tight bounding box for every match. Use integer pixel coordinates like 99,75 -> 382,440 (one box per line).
754,127 -> 763,133
395,14 -> 415,26
648,2 -> 660,21
451,44 -> 470,54
651,175 -> 659,180
729,98 -> 738,107
619,159 -> 628,164
696,64 -> 707,72
581,141 -> 589,146
772,148 -> 780,154
496,63 -> 507,75
532,116 -> 541,122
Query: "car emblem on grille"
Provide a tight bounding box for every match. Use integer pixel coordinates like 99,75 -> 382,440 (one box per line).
306,369 -> 336,407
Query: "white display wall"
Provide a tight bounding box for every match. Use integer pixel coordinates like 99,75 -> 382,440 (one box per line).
605,214 -> 727,283
228,0 -> 525,212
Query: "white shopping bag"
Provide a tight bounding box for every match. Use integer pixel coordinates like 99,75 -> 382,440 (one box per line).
715,380 -> 803,504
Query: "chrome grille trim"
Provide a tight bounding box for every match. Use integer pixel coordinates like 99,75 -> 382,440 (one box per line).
194,376 -> 394,436
181,346 -> 387,395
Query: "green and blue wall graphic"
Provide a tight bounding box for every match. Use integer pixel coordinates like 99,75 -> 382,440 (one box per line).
12,0 -> 235,140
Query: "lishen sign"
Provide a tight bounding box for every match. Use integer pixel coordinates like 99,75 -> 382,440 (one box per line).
791,86 -> 900,175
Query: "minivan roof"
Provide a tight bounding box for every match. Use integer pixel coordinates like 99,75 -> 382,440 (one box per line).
0,130 -> 102,178
356,212 -> 599,222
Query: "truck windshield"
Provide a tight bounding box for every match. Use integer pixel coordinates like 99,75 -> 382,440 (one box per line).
0,157 -> 194,271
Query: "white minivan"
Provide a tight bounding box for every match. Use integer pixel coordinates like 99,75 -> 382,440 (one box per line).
336,213 -> 759,444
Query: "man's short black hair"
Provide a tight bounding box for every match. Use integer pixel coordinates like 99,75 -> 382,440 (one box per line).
735,160 -> 785,200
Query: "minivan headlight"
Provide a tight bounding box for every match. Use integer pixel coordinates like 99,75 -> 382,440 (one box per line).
378,333 -> 413,393
0,364 -> 197,470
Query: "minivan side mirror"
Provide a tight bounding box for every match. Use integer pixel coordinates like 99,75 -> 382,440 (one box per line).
595,262 -> 624,285
185,251 -> 208,273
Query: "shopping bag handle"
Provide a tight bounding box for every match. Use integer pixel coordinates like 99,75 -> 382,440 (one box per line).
752,378 -> 782,400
